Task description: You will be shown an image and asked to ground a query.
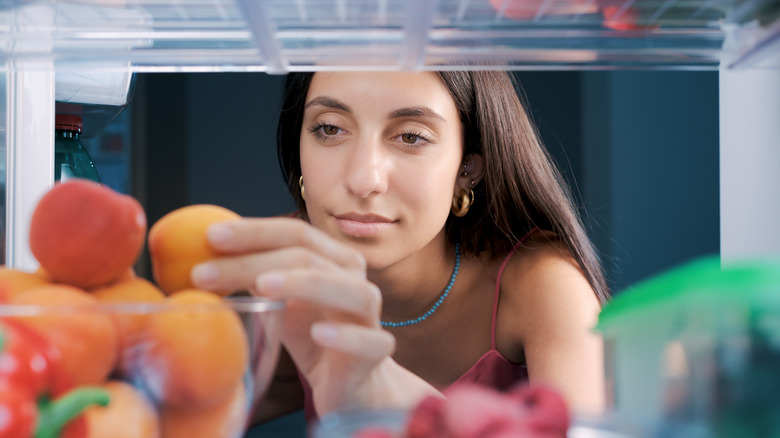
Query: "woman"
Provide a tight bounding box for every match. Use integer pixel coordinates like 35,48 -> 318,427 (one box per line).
191,70 -> 610,423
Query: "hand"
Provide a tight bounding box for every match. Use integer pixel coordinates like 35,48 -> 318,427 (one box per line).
190,217 -> 433,414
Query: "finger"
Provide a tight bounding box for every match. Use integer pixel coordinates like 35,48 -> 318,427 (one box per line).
310,322 -> 395,363
191,247 -> 344,293
206,218 -> 366,274
255,269 -> 382,322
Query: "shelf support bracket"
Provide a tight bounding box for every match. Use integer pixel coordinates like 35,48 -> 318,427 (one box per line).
237,0 -> 288,74
401,0 -> 437,71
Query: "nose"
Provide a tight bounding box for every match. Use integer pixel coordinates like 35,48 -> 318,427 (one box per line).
344,135 -> 389,199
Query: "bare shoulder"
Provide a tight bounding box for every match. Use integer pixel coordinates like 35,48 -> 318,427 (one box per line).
495,232 -> 606,414
497,232 -> 601,344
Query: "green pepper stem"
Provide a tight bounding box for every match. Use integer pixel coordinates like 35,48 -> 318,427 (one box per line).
36,386 -> 111,438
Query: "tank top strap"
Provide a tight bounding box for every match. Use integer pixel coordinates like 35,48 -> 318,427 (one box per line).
490,227 -> 539,349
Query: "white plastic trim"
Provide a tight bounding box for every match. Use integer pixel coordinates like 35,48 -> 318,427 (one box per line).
5,4 -> 56,270
6,63 -> 55,271
719,68 -> 780,264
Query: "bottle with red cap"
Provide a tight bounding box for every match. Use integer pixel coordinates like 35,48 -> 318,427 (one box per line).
54,114 -> 101,183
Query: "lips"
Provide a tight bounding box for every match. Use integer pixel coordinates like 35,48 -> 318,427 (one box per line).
334,213 -> 395,237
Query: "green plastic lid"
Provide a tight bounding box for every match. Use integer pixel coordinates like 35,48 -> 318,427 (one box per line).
596,255 -> 780,332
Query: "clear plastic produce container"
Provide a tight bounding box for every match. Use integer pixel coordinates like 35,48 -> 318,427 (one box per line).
596,256 -> 780,437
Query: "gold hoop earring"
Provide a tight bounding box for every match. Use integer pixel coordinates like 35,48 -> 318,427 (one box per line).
451,189 -> 474,217
299,175 -> 305,201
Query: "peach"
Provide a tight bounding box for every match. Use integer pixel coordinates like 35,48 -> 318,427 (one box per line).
148,204 -> 240,295
29,179 -> 147,289
91,277 -> 167,375
83,380 -> 161,438
0,267 -> 51,302
135,289 -> 249,409
11,284 -> 119,386
160,383 -> 248,438
91,276 -> 166,304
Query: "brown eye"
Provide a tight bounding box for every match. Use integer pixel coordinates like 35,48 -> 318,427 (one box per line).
401,133 -> 418,144
323,125 -> 339,135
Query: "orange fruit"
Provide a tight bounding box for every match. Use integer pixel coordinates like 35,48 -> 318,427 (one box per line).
161,383 -> 247,438
136,290 -> 249,409
106,266 -> 139,285
148,204 -> 240,295
91,277 -> 166,304
29,179 -> 147,289
83,380 -> 160,438
91,278 -> 167,375
0,267 -> 51,302
11,284 -> 119,386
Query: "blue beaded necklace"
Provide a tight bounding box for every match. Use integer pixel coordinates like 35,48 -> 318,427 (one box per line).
380,243 -> 461,328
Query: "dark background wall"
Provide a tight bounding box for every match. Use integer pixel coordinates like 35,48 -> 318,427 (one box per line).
130,70 -> 720,294
579,71 -> 720,293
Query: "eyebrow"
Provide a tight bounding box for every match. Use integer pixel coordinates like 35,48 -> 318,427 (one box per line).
389,106 -> 446,123
304,96 -> 445,124
304,96 -> 351,113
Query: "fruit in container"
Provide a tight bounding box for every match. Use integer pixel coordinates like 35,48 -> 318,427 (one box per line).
100,266 -> 139,286
1,290 -> 283,438
10,284 -> 119,386
133,289 -> 250,409
91,277 -> 166,305
345,382 -> 570,438
29,179 -> 147,290
0,318 -> 67,400
0,318 -> 111,438
82,380 -> 160,438
1,294 -> 283,438
148,204 -> 241,296
0,383 -> 37,438
0,385 -> 111,438
2,181 -> 285,437
91,278 -> 167,375
160,382 -> 247,438
0,267 -> 50,303
505,384 -> 570,435
410,383 -> 570,437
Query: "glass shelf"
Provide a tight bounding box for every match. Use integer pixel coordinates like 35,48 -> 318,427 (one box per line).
0,0 -> 777,72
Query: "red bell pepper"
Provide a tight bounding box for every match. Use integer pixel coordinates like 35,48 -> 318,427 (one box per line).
0,319 -> 110,438
0,382 -> 37,437
0,316 -> 77,398
35,387 -> 111,438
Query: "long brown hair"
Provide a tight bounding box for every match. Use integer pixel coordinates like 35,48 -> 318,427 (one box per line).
277,71 -> 610,304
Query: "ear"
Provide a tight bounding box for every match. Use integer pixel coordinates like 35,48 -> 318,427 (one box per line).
455,153 -> 485,194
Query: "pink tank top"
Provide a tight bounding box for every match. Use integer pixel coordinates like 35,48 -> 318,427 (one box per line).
300,231 -> 535,421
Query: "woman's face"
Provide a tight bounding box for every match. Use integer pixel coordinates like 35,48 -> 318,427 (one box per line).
300,71 -> 464,268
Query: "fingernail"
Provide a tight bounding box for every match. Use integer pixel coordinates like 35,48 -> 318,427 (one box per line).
256,272 -> 285,295
311,322 -> 337,344
207,223 -> 234,245
191,263 -> 219,286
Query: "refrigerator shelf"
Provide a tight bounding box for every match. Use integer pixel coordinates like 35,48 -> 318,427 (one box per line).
0,0 -> 777,72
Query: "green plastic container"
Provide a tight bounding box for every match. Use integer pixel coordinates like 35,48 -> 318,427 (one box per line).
596,255 -> 780,437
